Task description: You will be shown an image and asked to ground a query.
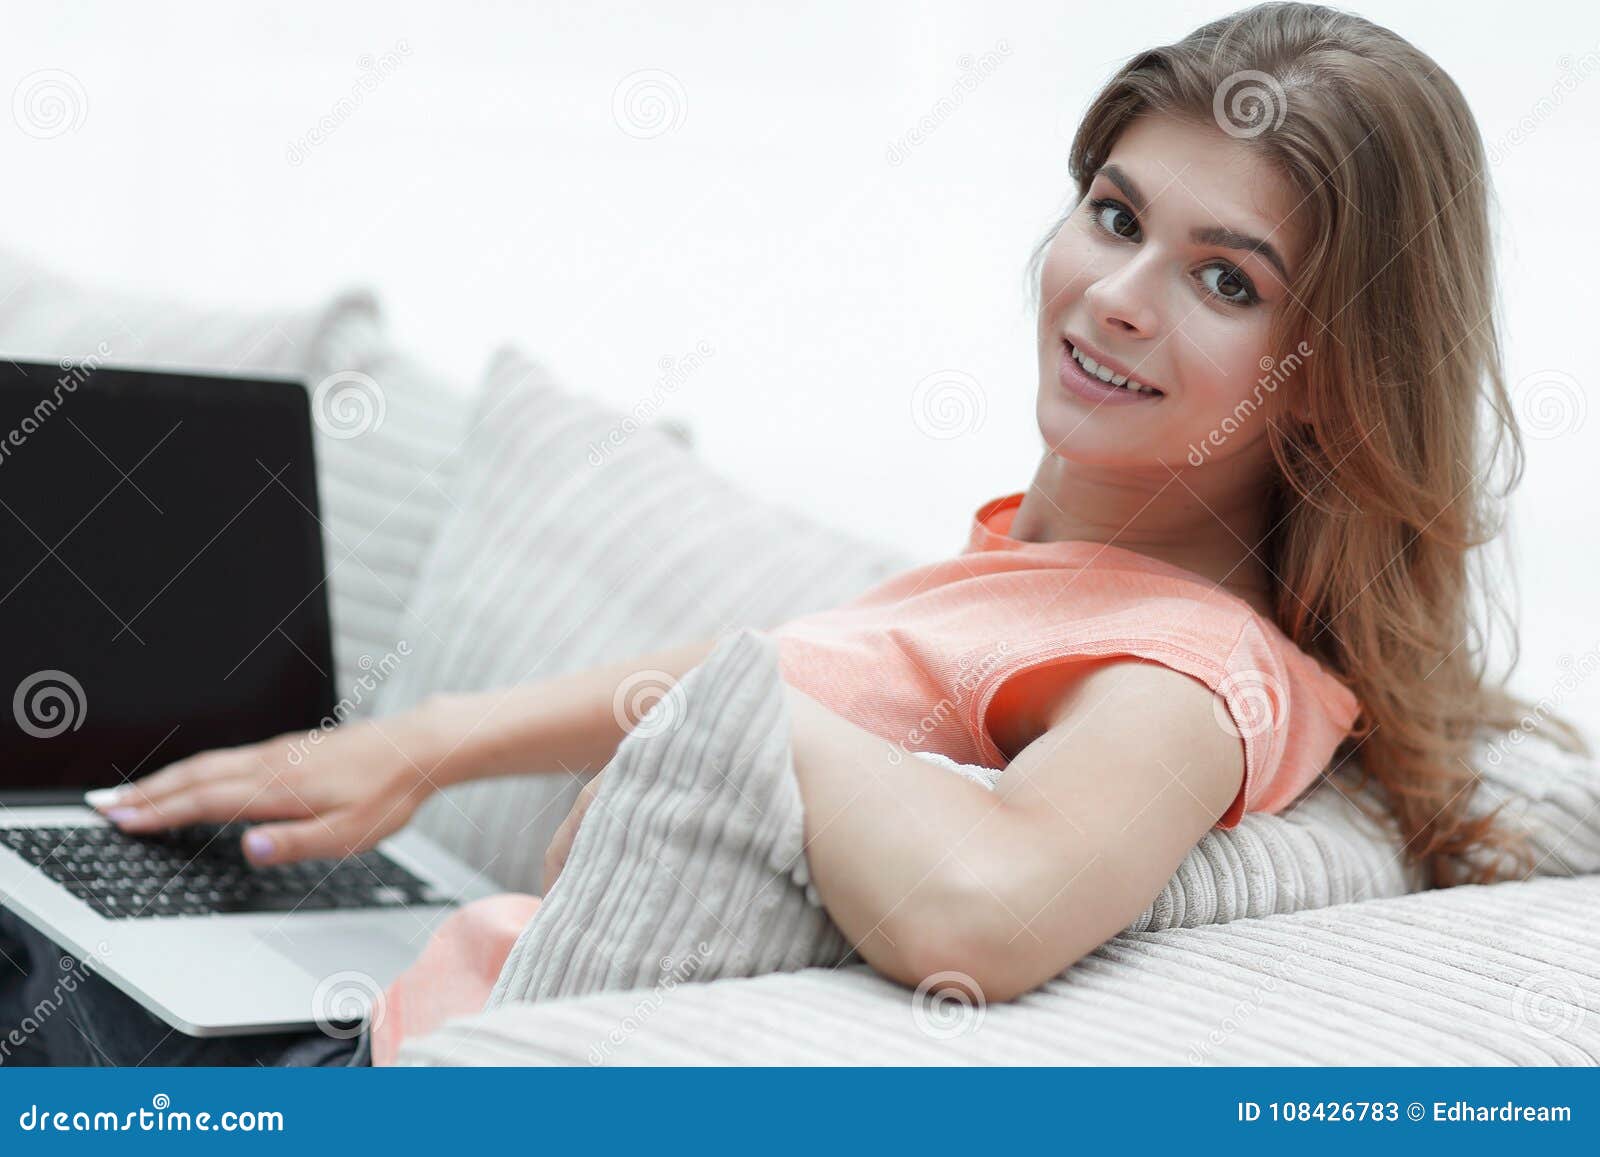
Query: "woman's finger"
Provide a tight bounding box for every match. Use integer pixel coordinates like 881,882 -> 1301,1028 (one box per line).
236,814 -> 364,866
86,746 -> 260,812
543,774 -> 603,889
100,777 -> 306,833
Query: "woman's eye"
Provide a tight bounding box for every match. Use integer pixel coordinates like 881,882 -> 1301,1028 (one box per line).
1087,194 -> 1260,307
1199,263 -> 1259,306
1090,197 -> 1140,240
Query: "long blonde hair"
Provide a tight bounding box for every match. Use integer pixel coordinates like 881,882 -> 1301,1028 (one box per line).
1027,1 -> 1591,888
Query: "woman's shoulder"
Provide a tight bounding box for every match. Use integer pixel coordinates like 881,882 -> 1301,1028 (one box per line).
997,557 -> 1357,730
1226,611 -> 1362,735
982,587 -> 1360,827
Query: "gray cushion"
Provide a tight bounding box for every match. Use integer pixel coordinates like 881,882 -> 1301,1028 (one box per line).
403,873 -> 1600,1065
486,628 -> 852,1006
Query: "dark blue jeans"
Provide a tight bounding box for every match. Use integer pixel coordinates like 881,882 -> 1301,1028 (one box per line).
0,907 -> 368,1067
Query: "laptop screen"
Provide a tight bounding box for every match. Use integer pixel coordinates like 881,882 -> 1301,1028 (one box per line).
0,359 -> 337,799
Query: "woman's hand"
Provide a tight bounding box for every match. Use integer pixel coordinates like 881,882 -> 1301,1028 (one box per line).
84,709 -> 451,866
541,770 -> 605,892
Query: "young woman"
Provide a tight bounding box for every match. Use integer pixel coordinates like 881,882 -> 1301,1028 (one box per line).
8,1 -> 1588,1065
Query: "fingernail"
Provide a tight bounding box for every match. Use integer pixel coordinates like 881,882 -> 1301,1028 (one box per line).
105,807 -> 141,824
84,787 -> 125,809
243,830 -> 274,862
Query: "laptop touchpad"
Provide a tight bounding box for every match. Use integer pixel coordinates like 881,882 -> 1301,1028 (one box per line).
253,923 -> 422,988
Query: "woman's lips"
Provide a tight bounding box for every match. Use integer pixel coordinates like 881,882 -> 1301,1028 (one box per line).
1057,339 -> 1164,406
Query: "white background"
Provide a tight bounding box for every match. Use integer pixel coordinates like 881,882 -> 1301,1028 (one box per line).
3,0 -> 1596,745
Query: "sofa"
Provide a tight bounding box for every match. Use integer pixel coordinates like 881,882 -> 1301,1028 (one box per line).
3,247 -> 1595,1065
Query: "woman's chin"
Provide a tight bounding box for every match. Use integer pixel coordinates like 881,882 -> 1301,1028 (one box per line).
1035,423 -> 1125,464
1035,400 -> 1171,465
1036,395 -> 1118,450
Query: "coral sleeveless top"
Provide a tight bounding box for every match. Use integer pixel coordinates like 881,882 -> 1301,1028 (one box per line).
766,491 -> 1362,828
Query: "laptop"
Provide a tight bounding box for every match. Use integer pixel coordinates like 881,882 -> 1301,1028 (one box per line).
0,358 -> 495,1037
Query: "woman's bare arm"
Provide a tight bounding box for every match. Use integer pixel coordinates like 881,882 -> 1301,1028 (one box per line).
86,635 -> 722,863
423,635 -> 723,787
785,657 -> 1242,1002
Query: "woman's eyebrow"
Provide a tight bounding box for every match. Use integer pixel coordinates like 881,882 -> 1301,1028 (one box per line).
1097,162 -> 1291,283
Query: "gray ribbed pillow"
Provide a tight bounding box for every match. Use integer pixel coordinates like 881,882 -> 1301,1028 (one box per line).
292,299 -> 470,704
486,627 -> 856,1006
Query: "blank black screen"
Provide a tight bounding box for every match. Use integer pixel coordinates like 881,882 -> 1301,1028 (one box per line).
0,360 -> 336,796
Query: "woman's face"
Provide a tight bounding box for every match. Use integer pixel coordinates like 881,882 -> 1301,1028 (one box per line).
1036,113 -> 1308,471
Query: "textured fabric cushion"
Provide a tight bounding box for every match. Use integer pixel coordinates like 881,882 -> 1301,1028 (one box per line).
1124,728 -> 1600,931
374,346 -> 909,894
0,245 -> 468,709
485,628 -> 853,1006
290,303 -> 470,705
402,873 -> 1600,1065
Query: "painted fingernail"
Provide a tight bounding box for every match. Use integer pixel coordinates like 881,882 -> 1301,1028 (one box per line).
84,787 -> 125,809
243,830 -> 274,862
105,807 -> 141,824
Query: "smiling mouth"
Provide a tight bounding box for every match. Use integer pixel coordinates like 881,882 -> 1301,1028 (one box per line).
1064,339 -> 1164,396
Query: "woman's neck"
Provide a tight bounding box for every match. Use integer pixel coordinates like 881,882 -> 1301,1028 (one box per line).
1009,451 -> 1278,616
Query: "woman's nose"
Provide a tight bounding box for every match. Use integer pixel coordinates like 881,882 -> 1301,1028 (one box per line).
1083,253 -> 1161,336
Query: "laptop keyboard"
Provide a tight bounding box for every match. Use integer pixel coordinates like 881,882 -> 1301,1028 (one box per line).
2,822 -> 454,919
